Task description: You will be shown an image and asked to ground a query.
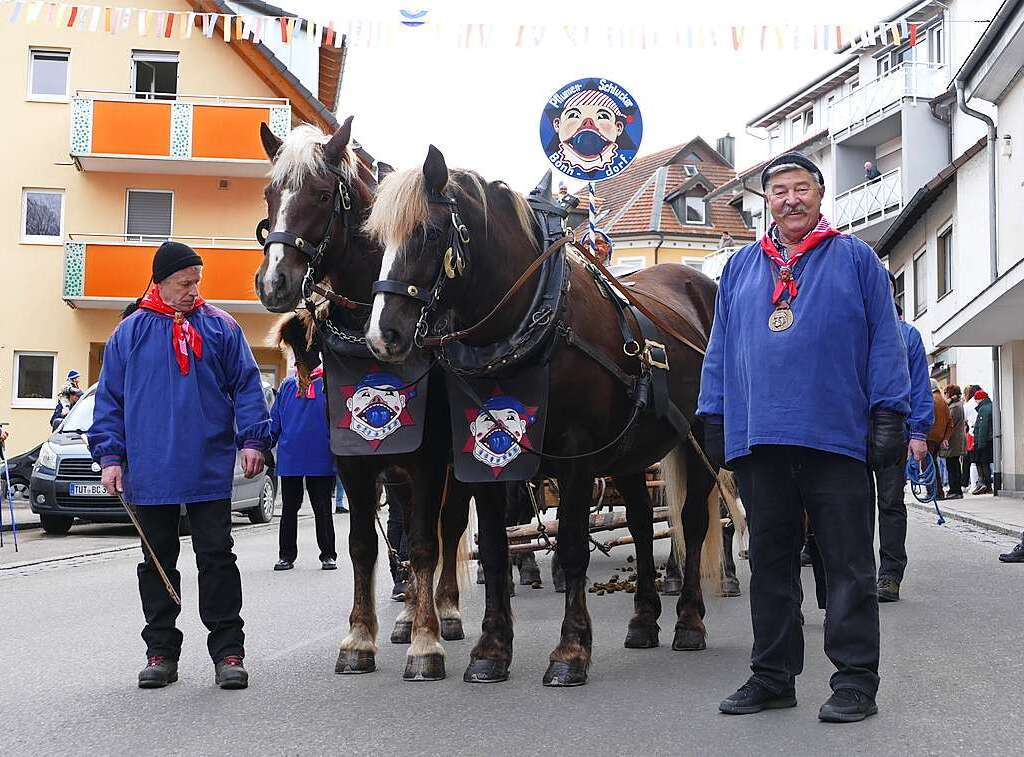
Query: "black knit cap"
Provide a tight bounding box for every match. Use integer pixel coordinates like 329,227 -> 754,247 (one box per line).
761,152 -> 825,191
152,241 -> 203,283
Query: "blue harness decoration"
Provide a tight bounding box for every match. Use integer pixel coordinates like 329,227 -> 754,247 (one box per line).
905,455 -> 946,525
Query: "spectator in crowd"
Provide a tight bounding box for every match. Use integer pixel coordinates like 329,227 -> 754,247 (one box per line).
335,477 -> 348,514
864,161 -> 882,181
384,479 -> 410,601
942,385 -> 967,499
971,387 -> 994,495
927,379 -> 953,501
270,366 -> 338,572
719,231 -> 737,249
50,387 -> 83,429
964,385 -> 980,488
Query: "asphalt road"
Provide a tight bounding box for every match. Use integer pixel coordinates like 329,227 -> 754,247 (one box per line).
1,507 -> 1020,757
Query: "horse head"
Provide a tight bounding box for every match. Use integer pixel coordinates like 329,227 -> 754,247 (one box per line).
255,116 -> 375,312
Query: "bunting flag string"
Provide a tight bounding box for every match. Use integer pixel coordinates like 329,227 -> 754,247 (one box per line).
0,1 -> 983,51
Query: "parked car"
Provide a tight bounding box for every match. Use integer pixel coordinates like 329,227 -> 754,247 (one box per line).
0,443 -> 41,502
29,384 -> 277,536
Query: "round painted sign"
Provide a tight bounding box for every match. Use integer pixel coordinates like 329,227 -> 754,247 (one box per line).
540,78 -> 643,182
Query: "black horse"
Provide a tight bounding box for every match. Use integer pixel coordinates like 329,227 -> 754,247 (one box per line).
254,119 -> 471,680
362,146 -> 726,686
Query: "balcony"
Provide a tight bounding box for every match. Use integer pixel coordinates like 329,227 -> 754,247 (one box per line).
828,63 -> 946,142
833,168 -> 903,238
70,91 -> 290,176
63,235 -> 267,312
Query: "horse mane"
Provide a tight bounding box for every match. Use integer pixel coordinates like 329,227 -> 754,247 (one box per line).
366,167 -> 537,251
268,122 -> 375,206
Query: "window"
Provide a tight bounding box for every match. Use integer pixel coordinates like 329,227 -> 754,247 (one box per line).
877,56 -> 892,78
28,48 -> 69,100
685,260 -> 705,273
21,189 -> 64,244
683,164 -> 699,176
613,256 -> 646,270
928,25 -> 944,65
132,50 -> 179,100
126,190 -> 173,242
913,251 -> 927,316
938,225 -> 953,298
13,352 -> 57,408
893,270 -> 906,315
685,196 -> 706,224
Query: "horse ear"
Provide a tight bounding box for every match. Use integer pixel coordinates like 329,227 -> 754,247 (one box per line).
376,161 -> 395,182
323,115 -> 354,166
530,170 -> 554,202
423,145 -> 449,194
260,122 -> 283,161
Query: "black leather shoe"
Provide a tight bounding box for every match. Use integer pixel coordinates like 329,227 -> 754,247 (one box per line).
877,576 -> 900,602
215,655 -> 248,689
999,543 -> 1024,563
274,560 -> 293,571
321,558 -> 337,570
719,679 -> 796,715
138,655 -> 178,689
818,688 -> 878,722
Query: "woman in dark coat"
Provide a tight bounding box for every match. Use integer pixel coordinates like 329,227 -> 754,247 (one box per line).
942,385 -> 967,499
972,390 -> 994,494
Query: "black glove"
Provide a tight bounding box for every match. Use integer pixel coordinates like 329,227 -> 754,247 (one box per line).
703,417 -> 726,471
868,409 -> 906,471
262,447 -> 276,471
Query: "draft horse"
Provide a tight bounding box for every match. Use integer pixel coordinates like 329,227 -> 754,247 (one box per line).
363,146 -> 725,686
254,119 -> 471,680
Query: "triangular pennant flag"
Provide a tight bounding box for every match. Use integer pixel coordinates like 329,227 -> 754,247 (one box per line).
104,6 -> 111,33
888,22 -> 901,44
287,17 -> 296,43
223,13 -> 231,41
9,2 -> 24,24
909,22 -> 918,47
731,25 -> 744,51
66,5 -> 78,28
184,12 -> 194,38
89,5 -> 101,32
164,10 -> 175,38
27,1 -> 43,24
325,20 -> 335,46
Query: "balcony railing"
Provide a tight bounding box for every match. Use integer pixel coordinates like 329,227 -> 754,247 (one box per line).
833,168 -> 903,231
828,63 -> 945,140
63,235 -> 266,311
70,91 -> 290,176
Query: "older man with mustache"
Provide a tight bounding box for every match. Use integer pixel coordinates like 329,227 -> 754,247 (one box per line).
698,153 -> 910,723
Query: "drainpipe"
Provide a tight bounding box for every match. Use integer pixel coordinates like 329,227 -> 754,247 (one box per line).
652,230 -> 665,266
955,78 -> 1001,491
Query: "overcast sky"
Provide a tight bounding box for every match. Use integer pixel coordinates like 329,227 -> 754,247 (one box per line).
286,0 -> 903,190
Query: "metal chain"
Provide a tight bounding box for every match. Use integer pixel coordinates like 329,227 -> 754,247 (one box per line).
525,480 -> 554,552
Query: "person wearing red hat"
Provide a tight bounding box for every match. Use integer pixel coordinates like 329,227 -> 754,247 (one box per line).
90,241 -> 273,691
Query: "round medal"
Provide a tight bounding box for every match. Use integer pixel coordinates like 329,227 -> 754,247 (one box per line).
768,307 -> 795,332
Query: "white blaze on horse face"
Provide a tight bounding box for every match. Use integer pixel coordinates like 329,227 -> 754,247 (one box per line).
262,188 -> 293,299
366,242 -> 400,355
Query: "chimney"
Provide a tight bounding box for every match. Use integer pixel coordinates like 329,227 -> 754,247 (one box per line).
716,133 -> 736,166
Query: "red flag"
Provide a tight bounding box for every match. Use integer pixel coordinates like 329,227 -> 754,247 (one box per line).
164,11 -> 174,37
909,23 -> 918,47
325,21 -> 335,46
67,6 -> 78,27
279,16 -> 288,42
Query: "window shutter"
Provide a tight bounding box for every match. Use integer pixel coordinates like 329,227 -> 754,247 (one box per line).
126,191 -> 172,239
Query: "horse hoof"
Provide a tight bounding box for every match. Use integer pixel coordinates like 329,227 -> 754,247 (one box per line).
672,628 -> 707,651
463,658 -> 510,683
403,653 -> 446,682
624,625 -> 660,649
335,649 -> 376,674
542,660 -> 588,687
720,578 -> 741,598
390,620 -> 412,644
440,618 -> 465,641
662,577 -> 682,596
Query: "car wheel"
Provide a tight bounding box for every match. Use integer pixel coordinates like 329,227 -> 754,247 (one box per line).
40,514 -> 74,535
248,475 -> 277,524
5,477 -> 29,501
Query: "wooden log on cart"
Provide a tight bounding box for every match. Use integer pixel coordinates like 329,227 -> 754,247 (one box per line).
506,507 -> 670,544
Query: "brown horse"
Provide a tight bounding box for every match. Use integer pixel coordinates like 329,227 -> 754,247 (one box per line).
254,120 -> 471,680
363,146 -> 723,686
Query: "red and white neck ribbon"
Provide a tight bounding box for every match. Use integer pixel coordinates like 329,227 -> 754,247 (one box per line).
759,215 -> 839,306
298,367 -> 325,398
138,287 -> 205,376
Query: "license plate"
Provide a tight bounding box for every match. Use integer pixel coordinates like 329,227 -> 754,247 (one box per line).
70,484 -> 108,497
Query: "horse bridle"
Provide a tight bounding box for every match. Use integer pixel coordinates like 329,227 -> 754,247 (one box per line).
256,163 -> 354,301
370,192 -> 471,347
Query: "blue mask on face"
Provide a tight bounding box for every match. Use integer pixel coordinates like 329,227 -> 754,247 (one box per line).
484,429 -> 515,454
569,129 -> 610,158
363,404 -> 395,429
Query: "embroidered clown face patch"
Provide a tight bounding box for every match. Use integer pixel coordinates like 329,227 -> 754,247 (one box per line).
463,393 -> 537,477
340,369 -> 416,450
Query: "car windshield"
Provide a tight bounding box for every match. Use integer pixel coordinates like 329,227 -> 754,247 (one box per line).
60,391 -> 96,432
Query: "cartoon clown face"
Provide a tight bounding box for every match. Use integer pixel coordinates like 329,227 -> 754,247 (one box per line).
553,90 -> 624,170
464,395 -> 536,476
341,371 -> 414,449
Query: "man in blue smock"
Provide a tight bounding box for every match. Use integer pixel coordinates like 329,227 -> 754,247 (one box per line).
699,153 -> 910,723
91,241 -> 272,691
270,365 -> 337,571
876,275 -> 932,603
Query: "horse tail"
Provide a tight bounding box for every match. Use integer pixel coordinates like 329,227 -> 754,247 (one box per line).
662,445 -> 689,570
717,469 -> 746,536
701,477 -> 724,591
456,494 -> 475,594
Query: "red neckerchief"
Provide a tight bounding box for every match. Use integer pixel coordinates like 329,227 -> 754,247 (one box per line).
298,367 -> 324,399
759,215 -> 839,306
138,287 -> 205,376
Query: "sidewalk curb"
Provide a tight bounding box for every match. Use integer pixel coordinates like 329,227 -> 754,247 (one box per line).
2,521 -> 42,534
907,500 -> 1022,539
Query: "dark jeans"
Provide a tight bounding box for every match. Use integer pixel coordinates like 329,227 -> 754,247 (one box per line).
279,475 -> 337,562
136,500 -> 243,663
734,446 -> 879,697
876,447 -> 909,583
945,455 -> 964,495
976,446 -> 993,487
384,483 -> 409,581
805,527 -> 827,610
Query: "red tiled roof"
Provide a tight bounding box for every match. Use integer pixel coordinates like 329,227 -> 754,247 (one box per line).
708,129 -> 831,202
572,137 -> 756,242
